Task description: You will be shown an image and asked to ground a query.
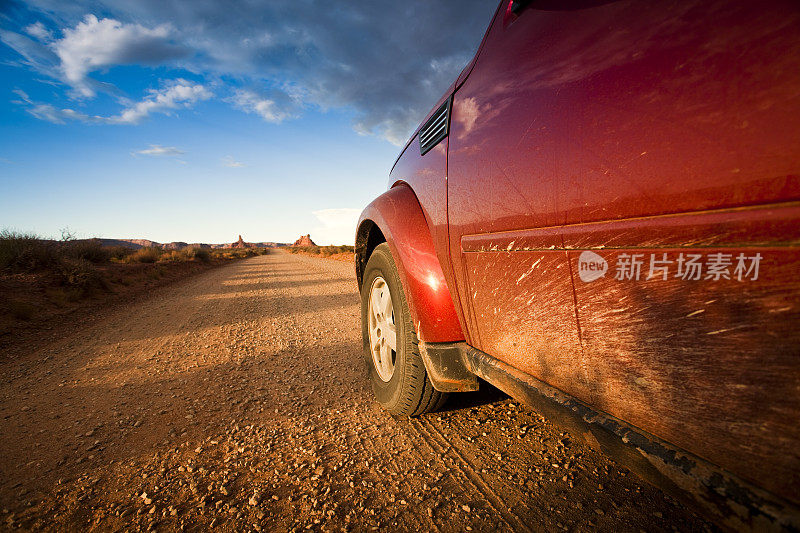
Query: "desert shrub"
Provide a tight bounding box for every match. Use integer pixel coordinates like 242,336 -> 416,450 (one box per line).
191,247 -> 211,262
126,247 -> 162,264
215,248 -> 257,259
156,247 -> 211,263
159,249 -> 187,262
107,246 -> 133,261
62,238 -> 111,263
57,258 -> 105,293
319,245 -> 353,256
0,230 -> 60,272
285,244 -> 352,257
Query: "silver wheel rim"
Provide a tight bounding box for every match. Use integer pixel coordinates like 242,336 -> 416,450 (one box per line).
368,276 -> 397,382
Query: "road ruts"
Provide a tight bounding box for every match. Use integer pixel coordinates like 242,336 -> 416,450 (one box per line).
0,251 -> 715,532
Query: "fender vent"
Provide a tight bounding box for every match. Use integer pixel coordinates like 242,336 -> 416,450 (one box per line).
419,97 -> 451,155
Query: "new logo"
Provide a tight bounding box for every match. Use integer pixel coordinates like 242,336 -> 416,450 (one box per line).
578,250 -> 608,282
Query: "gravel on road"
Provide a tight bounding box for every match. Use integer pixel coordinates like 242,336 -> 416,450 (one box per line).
0,251 -> 713,532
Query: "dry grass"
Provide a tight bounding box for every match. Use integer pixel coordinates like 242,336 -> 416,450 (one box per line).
0,231 -> 60,272
124,246 -> 267,264
284,245 -> 353,263
0,230 -> 273,326
0,232 -> 123,270
211,248 -> 268,260
124,247 -> 161,264
45,287 -> 83,307
285,245 -> 353,256
0,232 -> 272,275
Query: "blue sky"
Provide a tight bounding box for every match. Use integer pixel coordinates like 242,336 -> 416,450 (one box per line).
0,1 -> 496,245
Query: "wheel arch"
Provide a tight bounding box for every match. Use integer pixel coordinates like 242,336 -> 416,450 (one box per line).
355,219 -> 386,289
355,183 -> 464,344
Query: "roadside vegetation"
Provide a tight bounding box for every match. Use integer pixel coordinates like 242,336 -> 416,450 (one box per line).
0,230 -> 270,331
0,230 -> 268,274
284,245 -> 354,262
123,245 -> 264,264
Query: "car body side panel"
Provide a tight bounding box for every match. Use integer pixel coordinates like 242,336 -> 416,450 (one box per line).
548,2 -> 800,225
445,0 -> 800,507
461,245 -> 589,402
357,184 -> 464,343
542,0 -> 800,504
447,1 -> 584,395
566,204 -> 800,504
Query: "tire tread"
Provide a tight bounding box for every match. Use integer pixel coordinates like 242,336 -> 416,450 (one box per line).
361,243 -> 447,417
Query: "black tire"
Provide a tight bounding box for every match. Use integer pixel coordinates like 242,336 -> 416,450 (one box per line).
360,243 -> 447,416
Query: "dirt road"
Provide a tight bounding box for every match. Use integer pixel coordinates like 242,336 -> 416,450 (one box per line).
0,251 -> 713,532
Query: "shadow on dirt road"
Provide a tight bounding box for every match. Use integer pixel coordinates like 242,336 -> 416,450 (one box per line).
0,251 -> 714,532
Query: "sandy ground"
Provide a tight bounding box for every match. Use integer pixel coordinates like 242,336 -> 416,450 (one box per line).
0,251 -> 714,532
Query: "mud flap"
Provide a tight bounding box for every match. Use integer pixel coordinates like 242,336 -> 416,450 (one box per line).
418,342 -> 478,393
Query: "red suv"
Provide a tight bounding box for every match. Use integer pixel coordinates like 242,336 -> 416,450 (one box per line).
355,1 -> 800,530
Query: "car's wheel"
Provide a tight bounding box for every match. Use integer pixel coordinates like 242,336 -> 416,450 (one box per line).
361,243 -> 447,416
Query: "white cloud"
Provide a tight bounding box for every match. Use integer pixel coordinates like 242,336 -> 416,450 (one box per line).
29,104 -> 89,124
12,89 -> 29,103
15,80 -> 211,124
0,29 -> 61,79
53,15 -> 186,97
108,80 -> 212,124
222,156 -> 244,168
25,22 -> 52,42
229,89 -> 295,123
132,144 -> 185,157
311,208 -> 361,246
11,89 -> 86,124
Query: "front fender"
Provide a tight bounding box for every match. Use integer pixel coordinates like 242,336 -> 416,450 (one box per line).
356,184 -> 464,343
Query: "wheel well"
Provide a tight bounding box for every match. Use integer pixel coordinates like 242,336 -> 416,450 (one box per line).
355,220 -> 385,288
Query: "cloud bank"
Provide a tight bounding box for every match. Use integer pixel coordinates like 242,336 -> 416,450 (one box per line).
2,0 -> 496,144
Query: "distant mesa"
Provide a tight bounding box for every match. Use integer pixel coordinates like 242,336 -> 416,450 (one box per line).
125,239 -> 160,249
163,241 -> 189,250
95,236 -> 287,249
293,234 -> 316,247
230,235 -> 252,249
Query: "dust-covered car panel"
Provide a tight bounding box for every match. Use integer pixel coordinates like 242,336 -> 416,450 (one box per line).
357,0 -> 800,529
